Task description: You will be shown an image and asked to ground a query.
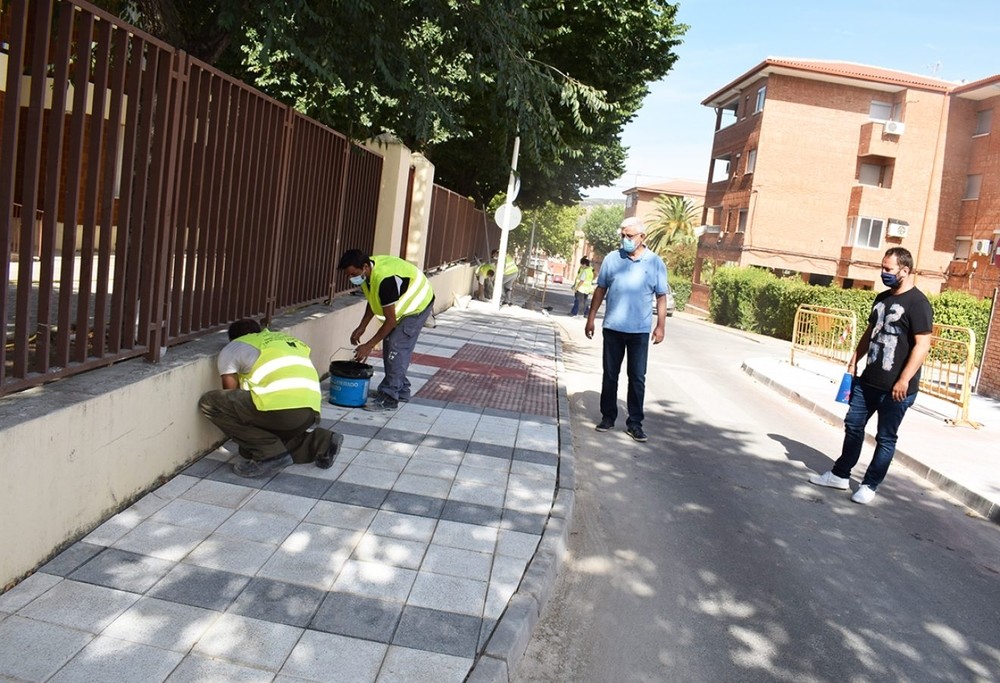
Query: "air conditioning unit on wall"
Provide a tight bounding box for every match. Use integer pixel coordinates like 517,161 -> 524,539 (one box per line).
884,120 -> 905,135
972,239 -> 993,255
886,220 -> 909,238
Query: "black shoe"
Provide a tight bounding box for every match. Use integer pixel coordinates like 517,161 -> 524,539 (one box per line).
232,454 -> 291,478
316,433 -> 343,469
595,419 -> 614,432
364,392 -> 399,412
625,425 -> 647,442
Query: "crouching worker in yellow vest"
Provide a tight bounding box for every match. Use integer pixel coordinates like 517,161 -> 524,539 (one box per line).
491,249 -> 518,305
339,249 -> 436,412
475,262 -> 495,301
199,319 -> 343,478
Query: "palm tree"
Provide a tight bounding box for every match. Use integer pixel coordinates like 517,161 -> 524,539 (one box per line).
645,195 -> 701,253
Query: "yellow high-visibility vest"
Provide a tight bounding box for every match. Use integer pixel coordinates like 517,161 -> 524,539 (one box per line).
362,255 -> 434,320
238,330 -> 321,412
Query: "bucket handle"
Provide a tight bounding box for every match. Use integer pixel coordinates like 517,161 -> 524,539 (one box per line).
330,346 -> 357,362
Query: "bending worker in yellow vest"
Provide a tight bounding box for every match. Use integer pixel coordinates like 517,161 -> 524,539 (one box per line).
199,319 -> 344,478
491,248 -> 519,305
339,249 -> 435,412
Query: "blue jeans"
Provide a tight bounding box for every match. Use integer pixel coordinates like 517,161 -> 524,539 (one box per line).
832,379 -> 916,488
570,291 -> 589,317
600,329 -> 649,429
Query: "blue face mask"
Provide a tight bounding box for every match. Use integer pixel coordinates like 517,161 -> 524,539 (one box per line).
880,271 -> 903,288
621,237 -> 638,253
349,274 -> 366,286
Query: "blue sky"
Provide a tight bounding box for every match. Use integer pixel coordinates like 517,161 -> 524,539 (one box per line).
583,0 -> 1000,199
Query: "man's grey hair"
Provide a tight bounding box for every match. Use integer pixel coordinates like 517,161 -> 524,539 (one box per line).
620,216 -> 646,233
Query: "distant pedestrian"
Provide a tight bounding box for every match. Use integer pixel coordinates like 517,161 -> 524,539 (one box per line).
810,247 -> 933,504
570,257 -> 596,317
585,217 -> 668,443
339,249 -> 435,411
475,262 -> 495,301
199,319 -> 343,478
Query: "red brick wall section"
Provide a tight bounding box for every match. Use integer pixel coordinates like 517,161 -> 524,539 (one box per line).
976,289 -> 1000,398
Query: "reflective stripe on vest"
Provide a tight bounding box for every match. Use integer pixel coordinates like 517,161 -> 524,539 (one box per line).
362,255 -> 434,320
502,256 -> 518,276
238,330 -> 321,412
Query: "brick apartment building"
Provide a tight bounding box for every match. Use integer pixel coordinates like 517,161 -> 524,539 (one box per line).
623,179 -> 706,226
690,58 -> 1000,398
693,58 -> 1000,301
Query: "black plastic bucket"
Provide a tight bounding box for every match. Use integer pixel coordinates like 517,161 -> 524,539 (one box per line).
328,360 -> 375,407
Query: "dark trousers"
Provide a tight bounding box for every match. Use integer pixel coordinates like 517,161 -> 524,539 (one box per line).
600,328 -> 650,429
832,380 -> 916,488
570,291 -> 590,317
378,301 -> 434,402
199,389 -> 332,463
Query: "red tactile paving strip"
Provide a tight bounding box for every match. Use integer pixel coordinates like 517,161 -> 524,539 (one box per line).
409,343 -> 557,416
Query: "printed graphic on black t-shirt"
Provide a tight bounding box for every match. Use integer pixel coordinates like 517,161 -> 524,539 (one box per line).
860,287 -> 933,394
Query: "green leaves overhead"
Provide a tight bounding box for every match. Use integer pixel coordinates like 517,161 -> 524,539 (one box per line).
100,0 -> 686,206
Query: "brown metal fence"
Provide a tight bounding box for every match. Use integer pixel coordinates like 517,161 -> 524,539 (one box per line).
425,184 -> 499,270
1,0 -> 383,395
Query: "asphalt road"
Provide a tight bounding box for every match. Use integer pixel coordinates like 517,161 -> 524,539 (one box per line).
517,301 -> 1000,683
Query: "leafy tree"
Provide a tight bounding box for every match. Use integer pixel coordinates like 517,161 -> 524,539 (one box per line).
645,195 -> 700,278
582,204 -> 624,256
646,195 -> 700,251
507,202 -> 583,261
94,0 -> 686,207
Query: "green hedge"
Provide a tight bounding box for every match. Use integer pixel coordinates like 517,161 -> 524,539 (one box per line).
668,273 -> 691,311
707,266 -> 991,363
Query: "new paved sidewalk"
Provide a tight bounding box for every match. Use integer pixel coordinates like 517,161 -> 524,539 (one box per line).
0,302 -> 572,683
743,353 -> 1000,523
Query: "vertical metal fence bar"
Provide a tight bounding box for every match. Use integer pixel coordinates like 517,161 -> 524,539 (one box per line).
170,60 -> 200,338
35,2 -> 75,373
189,68 -> 214,331
204,78 -> 231,327
13,0 -> 54,376
0,0 -> 29,384
265,106 -> 294,318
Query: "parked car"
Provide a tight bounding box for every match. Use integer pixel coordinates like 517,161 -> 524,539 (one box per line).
652,283 -> 676,316
551,274 -> 563,284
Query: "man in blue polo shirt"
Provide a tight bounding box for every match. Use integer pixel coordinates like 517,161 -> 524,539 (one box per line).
585,217 -> 668,442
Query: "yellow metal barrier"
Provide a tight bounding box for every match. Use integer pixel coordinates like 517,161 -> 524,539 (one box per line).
920,324 -> 979,428
790,305 -> 857,367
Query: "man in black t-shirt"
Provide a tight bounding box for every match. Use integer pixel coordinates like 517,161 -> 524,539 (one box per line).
810,247 -> 933,505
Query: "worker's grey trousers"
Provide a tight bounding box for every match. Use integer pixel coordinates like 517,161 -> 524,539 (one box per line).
377,301 -> 434,402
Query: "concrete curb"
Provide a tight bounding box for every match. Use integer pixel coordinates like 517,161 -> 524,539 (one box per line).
741,361 -> 1000,524
466,328 -> 574,682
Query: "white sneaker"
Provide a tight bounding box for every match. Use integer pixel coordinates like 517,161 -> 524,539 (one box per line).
809,471 -> 850,490
851,485 -> 877,505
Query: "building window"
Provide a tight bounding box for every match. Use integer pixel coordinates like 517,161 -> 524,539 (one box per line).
719,99 -> 738,128
964,174 -> 982,200
954,238 -> 972,260
625,193 -> 636,209
737,209 -> 748,233
869,100 -> 899,122
710,154 -> 731,183
859,163 -> 883,187
974,109 -> 992,136
754,86 -> 766,114
850,216 -> 883,249
745,149 -> 757,174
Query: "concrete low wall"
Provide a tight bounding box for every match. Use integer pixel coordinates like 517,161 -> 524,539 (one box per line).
0,264 -> 474,589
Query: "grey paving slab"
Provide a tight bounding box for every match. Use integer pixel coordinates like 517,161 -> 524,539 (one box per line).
111,520 -> 212,562
353,533 -> 428,570
431,520 -> 499,554
102,596 -> 218,652
165,653 -> 276,683
440,500 -> 503,528
321,481 -> 390,508
228,576 -> 325,628
215,509 -> 301,545
68,548 -> 175,594
148,564 -> 250,612
48,635 -> 183,683
38,542 -> 104,577
304,499 -> 378,531
149,498 -> 234,532
181,479 -> 256,509
18,580 -> 139,633
182,535 -> 278,576
0,572 -> 62,613
281,630 -> 387,683
408,571 -> 487,616
0,615 -> 93,682
263,471 -> 335,499
193,613 -> 303,671
255,546 -> 349,592
310,592 -> 404,643
368,510 -> 437,543
332,560 -> 417,603
391,472 -> 452,498
376,646 -> 471,683
243,489 -> 319,519
382,491 -> 446,519
421,545 -> 493,580
393,605 -> 481,659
